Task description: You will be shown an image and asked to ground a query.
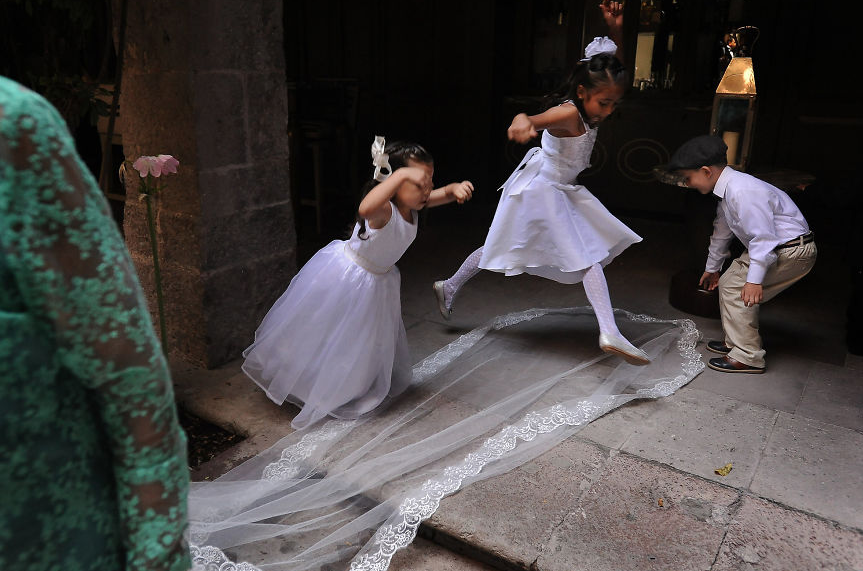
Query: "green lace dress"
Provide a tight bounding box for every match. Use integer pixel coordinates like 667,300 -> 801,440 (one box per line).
0,76 -> 191,571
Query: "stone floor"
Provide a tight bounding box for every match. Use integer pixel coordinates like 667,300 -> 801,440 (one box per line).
175,212 -> 863,570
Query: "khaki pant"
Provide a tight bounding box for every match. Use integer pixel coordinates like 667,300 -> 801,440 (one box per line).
719,242 -> 817,368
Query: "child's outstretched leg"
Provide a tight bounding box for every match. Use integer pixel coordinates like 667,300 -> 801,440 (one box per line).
582,263 -> 650,365
433,247 -> 484,320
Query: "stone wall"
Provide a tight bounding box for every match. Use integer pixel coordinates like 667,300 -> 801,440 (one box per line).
120,0 -> 296,367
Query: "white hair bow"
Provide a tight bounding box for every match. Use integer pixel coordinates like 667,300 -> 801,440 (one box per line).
581,36 -> 618,61
371,135 -> 392,182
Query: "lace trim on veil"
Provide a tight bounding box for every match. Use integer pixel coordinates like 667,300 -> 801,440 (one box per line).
262,420 -> 357,481
352,314 -> 701,571
190,308 -> 703,571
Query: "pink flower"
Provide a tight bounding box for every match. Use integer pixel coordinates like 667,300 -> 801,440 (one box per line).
156,154 -> 179,175
132,156 -> 156,177
132,154 -> 180,178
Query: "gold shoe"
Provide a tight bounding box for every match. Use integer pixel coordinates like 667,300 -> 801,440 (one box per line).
433,281 -> 452,321
599,332 -> 650,366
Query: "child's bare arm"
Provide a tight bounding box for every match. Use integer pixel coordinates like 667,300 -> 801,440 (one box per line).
358,167 -> 431,228
508,104 -> 582,143
427,180 -> 474,208
599,0 -> 624,60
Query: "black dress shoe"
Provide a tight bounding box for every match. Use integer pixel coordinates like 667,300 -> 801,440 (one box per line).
708,356 -> 765,374
707,340 -> 732,354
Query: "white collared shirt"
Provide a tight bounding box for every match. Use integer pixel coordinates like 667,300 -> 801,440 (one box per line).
706,167 -> 810,284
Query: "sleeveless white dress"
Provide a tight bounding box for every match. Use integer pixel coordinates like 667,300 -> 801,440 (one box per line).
242,202 -> 417,430
480,120 -> 642,284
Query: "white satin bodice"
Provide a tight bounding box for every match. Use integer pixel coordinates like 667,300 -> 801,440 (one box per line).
536,124 -> 597,185
346,202 -> 418,274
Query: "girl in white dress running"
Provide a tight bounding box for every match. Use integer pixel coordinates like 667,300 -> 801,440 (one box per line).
433,1 -> 649,365
244,137 -> 473,429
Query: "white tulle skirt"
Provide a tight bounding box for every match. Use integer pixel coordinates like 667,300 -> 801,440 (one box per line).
480,177 -> 642,284
242,240 -> 412,430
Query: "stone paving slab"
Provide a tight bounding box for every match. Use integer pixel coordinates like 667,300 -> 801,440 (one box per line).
404,318 -> 469,365
576,397 -> 661,450
539,451 -> 739,571
427,438 -> 608,569
750,412 -> 863,531
687,351 -> 813,414
797,362 -> 863,432
712,496 -> 863,571
615,388 -> 777,488
761,312 -> 849,367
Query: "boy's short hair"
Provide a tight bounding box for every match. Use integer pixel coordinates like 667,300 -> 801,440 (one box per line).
668,135 -> 728,171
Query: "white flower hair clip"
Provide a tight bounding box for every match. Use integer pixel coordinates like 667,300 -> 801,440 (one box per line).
581,36 -> 618,61
371,135 -> 392,182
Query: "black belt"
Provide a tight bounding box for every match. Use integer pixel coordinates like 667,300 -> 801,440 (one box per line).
775,232 -> 814,250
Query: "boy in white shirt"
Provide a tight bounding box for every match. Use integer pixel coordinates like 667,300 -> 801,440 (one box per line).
668,135 -> 817,373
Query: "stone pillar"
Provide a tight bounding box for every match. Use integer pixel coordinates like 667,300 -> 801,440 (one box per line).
120,0 -> 296,367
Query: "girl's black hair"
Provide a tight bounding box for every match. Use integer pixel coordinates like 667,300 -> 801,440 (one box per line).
545,53 -> 628,120
354,140 -> 433,238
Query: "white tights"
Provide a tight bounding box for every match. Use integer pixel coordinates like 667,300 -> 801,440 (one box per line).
581,263 -> 621,337
442,250 -> 622,337
442,247 -> 484,309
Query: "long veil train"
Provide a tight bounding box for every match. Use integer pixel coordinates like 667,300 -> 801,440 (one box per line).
188,307 -> 704,571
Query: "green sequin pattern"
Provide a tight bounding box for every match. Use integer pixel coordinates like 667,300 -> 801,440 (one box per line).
0,76 -> 190,571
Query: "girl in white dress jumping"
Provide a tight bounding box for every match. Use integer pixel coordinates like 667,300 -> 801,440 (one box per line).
433,1 -> 649,365
244,137 -> 473,429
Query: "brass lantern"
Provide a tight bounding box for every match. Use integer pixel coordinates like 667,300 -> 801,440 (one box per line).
709,26 -> 759,172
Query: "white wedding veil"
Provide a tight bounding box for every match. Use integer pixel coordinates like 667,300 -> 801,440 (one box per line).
188,307 -> 703,571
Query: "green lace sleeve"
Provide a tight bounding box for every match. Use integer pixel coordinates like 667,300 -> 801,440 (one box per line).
0,78 -> 190,571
